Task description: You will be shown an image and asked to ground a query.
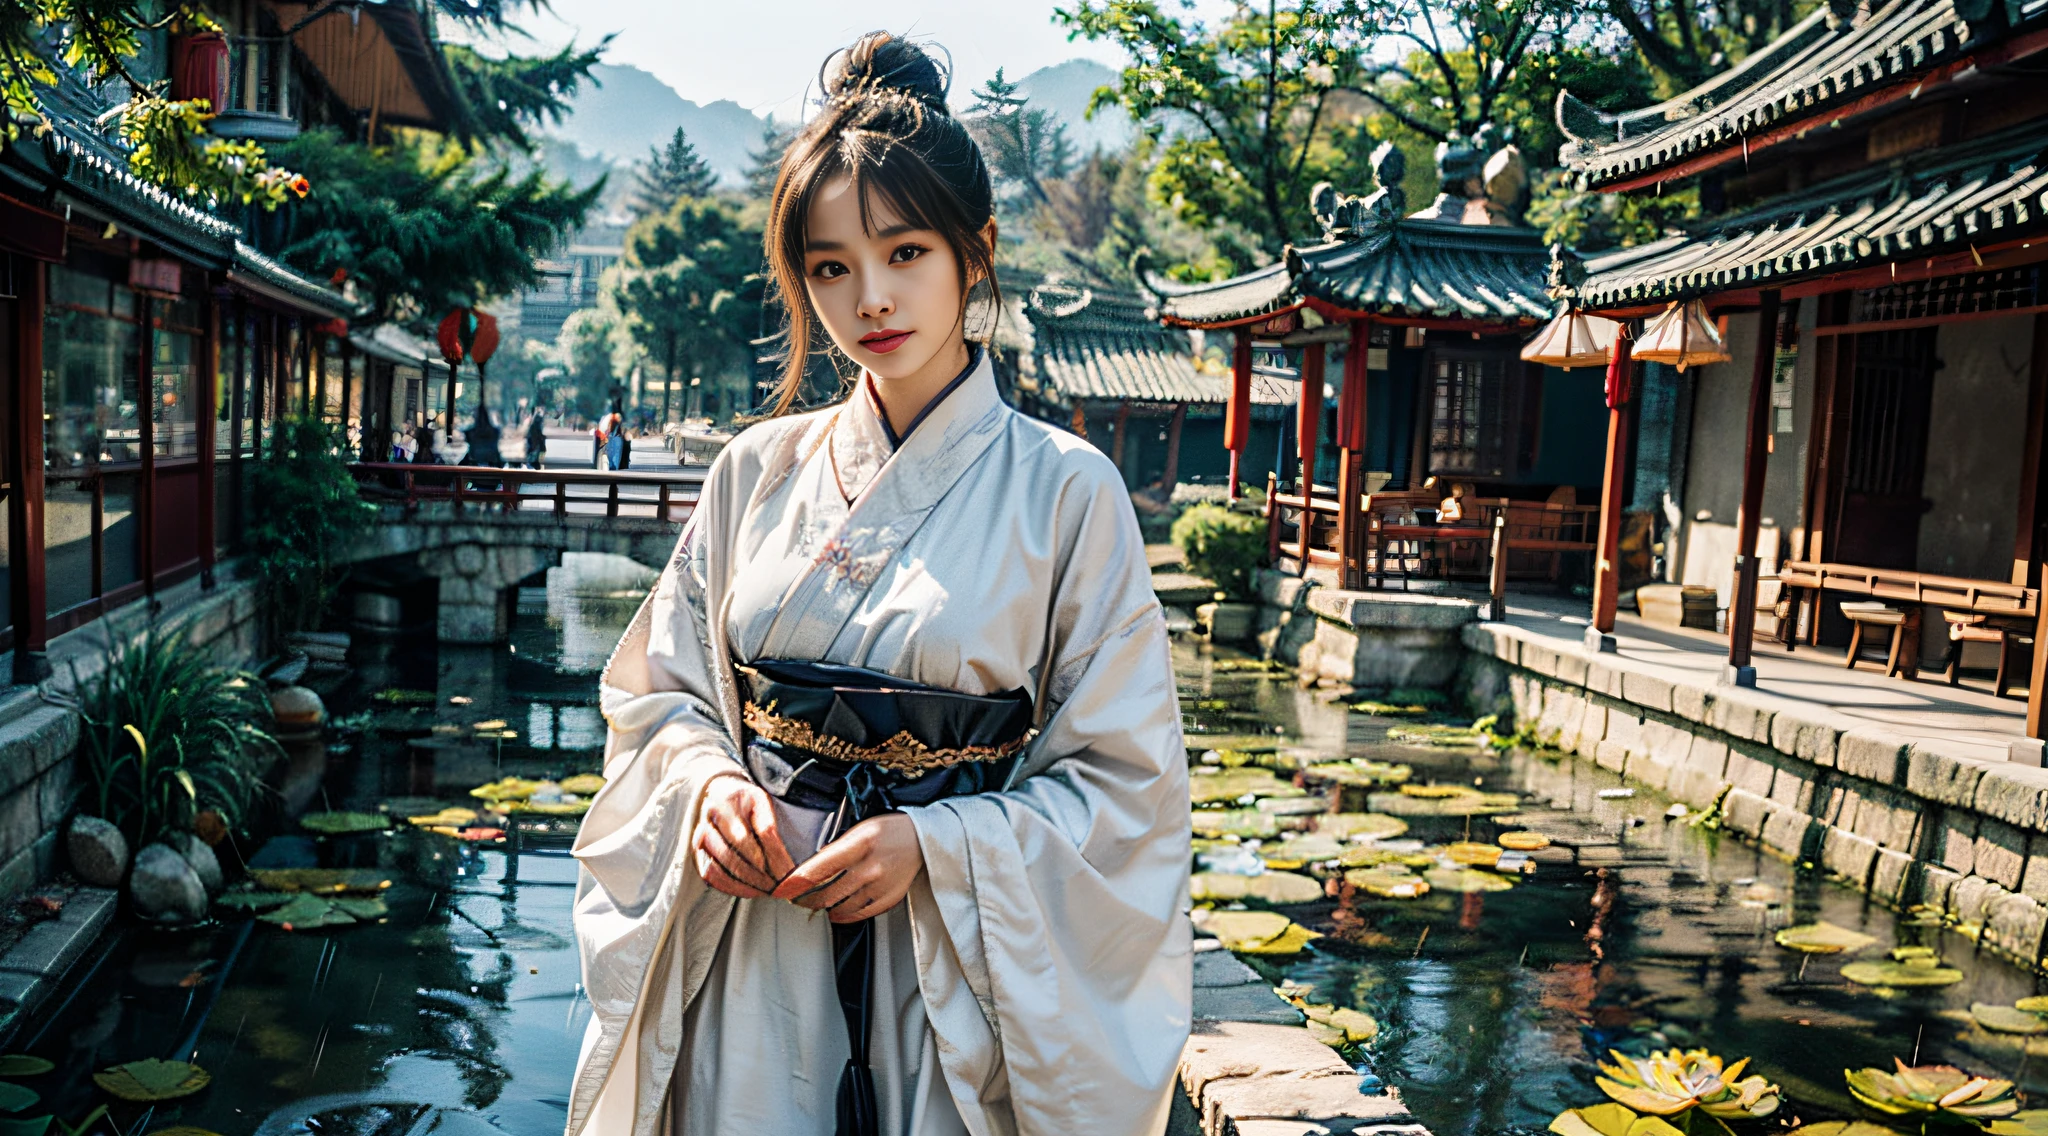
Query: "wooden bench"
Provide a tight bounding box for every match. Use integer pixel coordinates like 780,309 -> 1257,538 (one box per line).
1777,560 -> 2037,656
1840,601 -> 1918,678
1942,610 -> 2035,697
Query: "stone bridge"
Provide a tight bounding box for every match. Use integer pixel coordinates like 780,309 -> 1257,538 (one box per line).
343,465 -> 702,642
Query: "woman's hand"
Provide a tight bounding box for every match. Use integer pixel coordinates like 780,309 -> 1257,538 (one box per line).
692,776 -> 797,898
772,814 -> 924,924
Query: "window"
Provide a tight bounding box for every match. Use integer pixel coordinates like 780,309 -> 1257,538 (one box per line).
1429,354 -> 1510,477
153,293 -> 201,457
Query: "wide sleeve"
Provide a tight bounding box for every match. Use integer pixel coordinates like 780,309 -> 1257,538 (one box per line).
903,458 -> 1193,1135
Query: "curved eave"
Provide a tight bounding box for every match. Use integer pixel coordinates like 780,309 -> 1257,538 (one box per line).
1153,261 -> 1300,328
229,242 -> 361,319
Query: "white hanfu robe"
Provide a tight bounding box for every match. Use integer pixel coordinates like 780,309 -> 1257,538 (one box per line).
567,350 -> 1193,1136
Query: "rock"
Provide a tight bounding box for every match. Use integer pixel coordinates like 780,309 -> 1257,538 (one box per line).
129,843 -> 207,925
67,816 -> 129,887
176,833 -> 224,897
270,685 -> 326,737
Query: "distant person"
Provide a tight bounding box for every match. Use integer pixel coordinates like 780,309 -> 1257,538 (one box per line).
604,406 -> 630,470
524,412 -> 547,470
464,407 -> 504,468
591,416 -> 609,469
409,423 -> 438,464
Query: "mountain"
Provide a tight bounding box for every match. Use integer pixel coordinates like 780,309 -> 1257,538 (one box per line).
547,63 -> 769,185
1012,59 -> 1134,156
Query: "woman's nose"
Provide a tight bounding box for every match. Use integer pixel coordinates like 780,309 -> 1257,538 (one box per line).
858,284 -> 894,321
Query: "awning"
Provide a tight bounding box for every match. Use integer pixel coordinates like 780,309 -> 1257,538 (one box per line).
1558,0 -> 2048,191
1576,119 -> 2048,309
351,323 -> 438,367
229,242 -> 360,319
266,0 -> 459,132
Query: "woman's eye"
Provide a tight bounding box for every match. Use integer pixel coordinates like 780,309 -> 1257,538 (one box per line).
889,244 -> 927,265
811,260 -> 848,280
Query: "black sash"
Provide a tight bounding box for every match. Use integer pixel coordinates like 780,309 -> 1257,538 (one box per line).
738,659 -> 1033,1136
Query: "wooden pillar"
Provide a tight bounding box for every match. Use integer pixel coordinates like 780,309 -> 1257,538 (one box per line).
1727,289 -> 1783,684
138,293 -> 157,597
10,257 -> 48,683
2023,313 -> 2048,740
1591,329 -> 1636,640
1298,342 -> 1325,494
1335,319 -> 1371,590
198,286 -> 218,587
1225,328 -> 1252,499
1160,402 -> 1185,491
1110,400 -> 1131,477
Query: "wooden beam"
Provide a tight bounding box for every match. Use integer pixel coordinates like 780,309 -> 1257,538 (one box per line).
9,257 -> 48,682
1592,332 -> 1635,636
1298,342 -> 1325,494
1801,293 -> 1850,573
1336,447 -> 1358,590
1110,399 -> 1131,474
1727,290 -> 1783,682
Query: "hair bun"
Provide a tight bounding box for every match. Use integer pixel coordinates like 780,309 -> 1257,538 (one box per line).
822,32 -> 950,112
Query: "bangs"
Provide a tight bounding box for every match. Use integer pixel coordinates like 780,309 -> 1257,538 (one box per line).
801,132 -> 969,246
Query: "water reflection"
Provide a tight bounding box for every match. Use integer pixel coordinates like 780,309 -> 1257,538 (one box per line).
1182,643 -> 2048,1136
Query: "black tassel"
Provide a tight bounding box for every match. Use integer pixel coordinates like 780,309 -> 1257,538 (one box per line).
835,1056 -> 880,1136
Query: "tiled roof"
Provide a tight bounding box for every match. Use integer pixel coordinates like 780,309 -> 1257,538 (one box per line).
1287,218 -> 1553,321
1025,284 -> 1294,410
1558,0 -> 2048,190
230,242 -> 358,319
1576,119 -> 2048,308
1153,261 -> 1297,327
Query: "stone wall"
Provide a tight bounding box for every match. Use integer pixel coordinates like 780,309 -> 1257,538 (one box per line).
0,574 -> 263,901
1462,620 -> 2048,971
1255,569 -> 1478,691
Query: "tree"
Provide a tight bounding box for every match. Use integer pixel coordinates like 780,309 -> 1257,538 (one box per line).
632,127 -> 718,216
616,197 -> 761,425
1592,0 -> 1809,91
444,38 -> 610,149
270,129 -> 602,325
966,70 -> 1074,211
744,122 -> 795,200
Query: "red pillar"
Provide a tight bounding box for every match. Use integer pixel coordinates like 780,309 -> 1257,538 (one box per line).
1334,319 -> 1371,589
10,257 -> 48,682
1591,330 -> 1635,642
1727,290 -> 1783,684
1297,342 -> 1324,493
198,285 -> 218,587
1225,327 -> 1252,498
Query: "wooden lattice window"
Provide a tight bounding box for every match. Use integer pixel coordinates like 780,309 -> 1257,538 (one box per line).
1429,354 -> 1511,477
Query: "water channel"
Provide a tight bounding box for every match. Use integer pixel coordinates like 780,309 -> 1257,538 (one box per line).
6,558 -> 2046,1135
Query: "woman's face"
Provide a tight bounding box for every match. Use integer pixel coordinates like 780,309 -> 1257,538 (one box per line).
802,175 -> 975,382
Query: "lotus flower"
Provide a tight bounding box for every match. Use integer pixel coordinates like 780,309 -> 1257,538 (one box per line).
1846,1061 -> 2018,1121
1596,1049 -> 1781,1119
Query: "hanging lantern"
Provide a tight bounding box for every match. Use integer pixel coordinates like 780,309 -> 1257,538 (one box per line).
1631,299 -> 1731,372
436,308 -> 470,367
467,310 -> 501,366
1520,310 -> 1619,370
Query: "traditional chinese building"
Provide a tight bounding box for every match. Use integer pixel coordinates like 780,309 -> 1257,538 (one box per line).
1548,0 -> 2048,733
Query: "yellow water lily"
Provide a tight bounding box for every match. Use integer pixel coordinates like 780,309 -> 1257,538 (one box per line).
1597,1049 -> 1781,1119
1846,1061 -> 2018,1121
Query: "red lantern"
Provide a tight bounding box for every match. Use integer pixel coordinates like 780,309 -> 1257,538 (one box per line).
468,310 -> 500,366
171,32 -> 230,112
436,308 -> 469,367
1223,328 -> 1252,453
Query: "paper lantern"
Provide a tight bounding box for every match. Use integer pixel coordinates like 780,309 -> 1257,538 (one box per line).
1520,310 -> 1619,370
1631,300 -> 1731,372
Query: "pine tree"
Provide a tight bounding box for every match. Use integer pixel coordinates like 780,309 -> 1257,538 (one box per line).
744,122 -> 795,201
632,127 -> 718,216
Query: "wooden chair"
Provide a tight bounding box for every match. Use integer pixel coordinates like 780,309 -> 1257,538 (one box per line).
1841,601 -> 1919,678
1942,610 -> 2035,697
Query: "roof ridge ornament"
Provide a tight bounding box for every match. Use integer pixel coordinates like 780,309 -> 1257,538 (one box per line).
1310,142 -> 1407,239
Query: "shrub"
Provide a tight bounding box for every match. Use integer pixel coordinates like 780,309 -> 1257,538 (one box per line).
246,417 -> 376,634
73,621 -> 280,848
1171,503 -> 1265,602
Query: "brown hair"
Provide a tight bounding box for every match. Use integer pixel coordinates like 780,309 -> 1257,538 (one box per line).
761,32 -> 997,415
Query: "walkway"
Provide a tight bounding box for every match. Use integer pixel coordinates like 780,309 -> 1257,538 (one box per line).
1495,591 -> 2029,762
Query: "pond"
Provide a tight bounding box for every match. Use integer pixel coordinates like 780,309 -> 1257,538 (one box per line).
7,573 -> 2046,1136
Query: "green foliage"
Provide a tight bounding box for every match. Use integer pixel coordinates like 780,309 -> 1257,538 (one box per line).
1596,0 -> 1821,91
443,38 -> 608,149
1528,168 -> 1701,253
1171,503 -> 1266,602
245,417 -> 375,635
631,126 -> 718,217
269,129 -> 600,321
0,3 -> 306,207
744,122 -> 795,201
616,197 -> 762,423
966,70 -> 1074,211
75,621 -> 279,848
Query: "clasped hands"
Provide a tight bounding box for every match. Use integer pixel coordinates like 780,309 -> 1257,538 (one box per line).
691,775 -> 923,923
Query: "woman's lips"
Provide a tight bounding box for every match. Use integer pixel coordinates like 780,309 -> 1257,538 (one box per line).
859,329 -> 913,355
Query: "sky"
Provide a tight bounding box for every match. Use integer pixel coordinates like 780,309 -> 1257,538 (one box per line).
469,1 -> 1232,119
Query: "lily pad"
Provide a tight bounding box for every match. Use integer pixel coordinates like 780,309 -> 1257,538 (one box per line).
1891,946 -> 1938,960
1387,724 -> 1488,747
560,773 -> 606,795
1345,867 -> 1430,899
1190,768 -> 1305,804
250,868 -> 391,894
2018,997 -> 2048,1013
299,812 -> 390,835
1774,922 -> 1879,955
1788,1124 -> 1904,1136
257,894 -> 357,929
469,777 -> 545,802
1244,872 -> 1324,904
1340,845 -> 1435,869
1841,960 -> 1964,987
1974,1004 -> 2048,1035
1445,842 -> 1503,867
92,1059 -> 211,1101
1498,831 -> 1552,851
1399,783 -> 1476,799
1316,813 -> 1408,841
1200,910 -> 1321,954
1990,1111 -> 2048,1136
1190,809 -> 1279,840
406,807 -> 480,827
1190,873 -> 1252,902
214,890 -> 295,911
332,896 -> 389,919
1424,867 -> 1515,893
1550,1104 -> 1686,1136
505,800 -> 591,816
1256,796 -> 1328,816
1263,835 -> 1345,864
1300,1004 -> 1379,1043
0,1057 -> 49,1078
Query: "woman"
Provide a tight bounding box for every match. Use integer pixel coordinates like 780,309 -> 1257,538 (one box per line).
568,32 -> 1190,1136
